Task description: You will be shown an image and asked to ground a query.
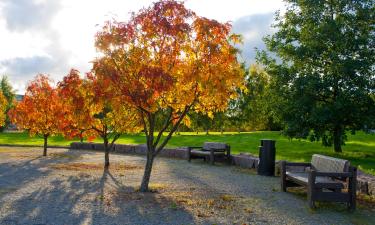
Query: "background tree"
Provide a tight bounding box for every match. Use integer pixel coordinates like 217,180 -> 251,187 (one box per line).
231,64 -> 281,131
59,69 -> 141,168
259,0 -> 375,152
94,0 -> 244,191
8,75 -> 64,156
189,112 -> 213,135
0,92 -> 8,127
0,76 -> 16,130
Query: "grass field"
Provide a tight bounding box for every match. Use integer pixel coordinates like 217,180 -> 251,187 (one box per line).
0,131 -> 374,175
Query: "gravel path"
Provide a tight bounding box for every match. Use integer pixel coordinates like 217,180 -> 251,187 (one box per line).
0,147 -> 373,225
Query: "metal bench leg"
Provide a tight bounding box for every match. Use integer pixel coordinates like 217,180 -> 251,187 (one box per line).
280,161 -> 287,192
348,166 -> 357,211
308,170 -> 316,209
188,148 -> 192,162
210,150 -> 214,165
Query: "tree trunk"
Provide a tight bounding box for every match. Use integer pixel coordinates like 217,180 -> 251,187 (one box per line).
104,138 -> 110,168
80,130 -> 84,143
140,150 -> 155,192
333,126 -> 342,153
43,134 -> 48,156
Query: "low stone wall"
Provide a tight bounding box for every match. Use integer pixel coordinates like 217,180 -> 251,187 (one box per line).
70,142 -> 189,159
357,171 -> 375,196
70,142 -> 375,196
231,153 -> 259,169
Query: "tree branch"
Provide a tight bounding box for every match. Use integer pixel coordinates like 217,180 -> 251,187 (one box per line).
153,107 -> 173,149
154,104 -> 192,156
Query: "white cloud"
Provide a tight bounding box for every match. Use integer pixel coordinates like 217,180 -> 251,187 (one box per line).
0,0 -> 284,94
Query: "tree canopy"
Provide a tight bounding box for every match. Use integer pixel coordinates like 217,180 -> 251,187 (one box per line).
58,69 -> 142,167
94,0 -> 244,191
8,74 -> 64,156
259,0 -> 375,152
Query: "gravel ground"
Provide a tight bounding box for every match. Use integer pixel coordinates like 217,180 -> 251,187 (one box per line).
0,147 -> 374,225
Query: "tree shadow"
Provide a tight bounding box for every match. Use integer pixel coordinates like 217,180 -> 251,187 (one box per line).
163,158 -> 375,224
0,163 -> 196,225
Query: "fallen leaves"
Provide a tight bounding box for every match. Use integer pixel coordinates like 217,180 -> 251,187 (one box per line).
50,162 -> 142,172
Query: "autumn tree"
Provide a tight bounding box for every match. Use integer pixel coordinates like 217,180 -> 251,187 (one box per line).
59,69 -> 141,168
0,76 -> 16,130
8,74 -> 64,156
94,0 -> 244,191
58,69 -> 96,142
259,0 -> 375,152
0,91 -> 8,127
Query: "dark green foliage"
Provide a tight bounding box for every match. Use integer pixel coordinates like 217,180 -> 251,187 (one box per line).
259,0 -> 375,152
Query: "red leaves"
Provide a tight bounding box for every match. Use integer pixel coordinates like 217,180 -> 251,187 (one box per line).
93,0 -> 244,115
9,74 -> 64,137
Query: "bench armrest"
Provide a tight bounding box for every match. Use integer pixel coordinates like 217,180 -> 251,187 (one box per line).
281,161 -> 311,176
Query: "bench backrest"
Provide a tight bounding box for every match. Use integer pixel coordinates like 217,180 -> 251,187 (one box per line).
311,154 -> 350,173
203,142 -> 228,151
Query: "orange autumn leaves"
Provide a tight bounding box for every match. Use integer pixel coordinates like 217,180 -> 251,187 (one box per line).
94,0 -> 244,117
9,71 -> 142,145
93,0 -> 245,192
8,0 -> 244,163
8,75 -> 64,138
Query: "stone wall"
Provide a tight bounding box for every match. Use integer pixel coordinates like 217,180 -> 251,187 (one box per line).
70,142 -> 375,196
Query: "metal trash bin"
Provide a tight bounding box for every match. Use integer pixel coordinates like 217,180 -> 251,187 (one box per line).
257,139 -> 276,176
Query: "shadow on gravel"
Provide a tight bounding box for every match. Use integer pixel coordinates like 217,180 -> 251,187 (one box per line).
0,158 -> 196,225
164,159 -> 375,225
90,168 -> 196,225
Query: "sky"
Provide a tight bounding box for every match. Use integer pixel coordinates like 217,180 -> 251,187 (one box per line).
0,0 -> 285,94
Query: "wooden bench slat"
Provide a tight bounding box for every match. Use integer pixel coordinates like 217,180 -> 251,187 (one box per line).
286,172 -> 345,189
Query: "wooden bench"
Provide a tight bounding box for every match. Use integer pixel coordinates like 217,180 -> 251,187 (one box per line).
187,142 -> 231,165
280,154 -> 357,210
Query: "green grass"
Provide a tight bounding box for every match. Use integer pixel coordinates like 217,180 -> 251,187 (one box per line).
1,131 -> 374,175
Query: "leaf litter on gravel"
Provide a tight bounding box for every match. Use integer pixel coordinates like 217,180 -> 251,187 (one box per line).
50,162 -> 142,172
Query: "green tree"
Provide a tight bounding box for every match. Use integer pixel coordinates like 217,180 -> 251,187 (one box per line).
189,112 -> 213,134
0,76 -> 15,130
259,0 -> 375,152
228,64 -> 281,131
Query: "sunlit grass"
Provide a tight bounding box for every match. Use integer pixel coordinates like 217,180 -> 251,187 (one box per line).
0,131 -> 374,175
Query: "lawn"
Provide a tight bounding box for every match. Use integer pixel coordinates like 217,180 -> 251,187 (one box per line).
0,131 -> 374,175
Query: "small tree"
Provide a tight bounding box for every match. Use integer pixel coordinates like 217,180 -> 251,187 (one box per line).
0,92 -> 8,127
94,0 -> 244,191
59,69 -> 141,168
58,69 -> 96,142
259,0 -> 375,152
8,75 -> 64,156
